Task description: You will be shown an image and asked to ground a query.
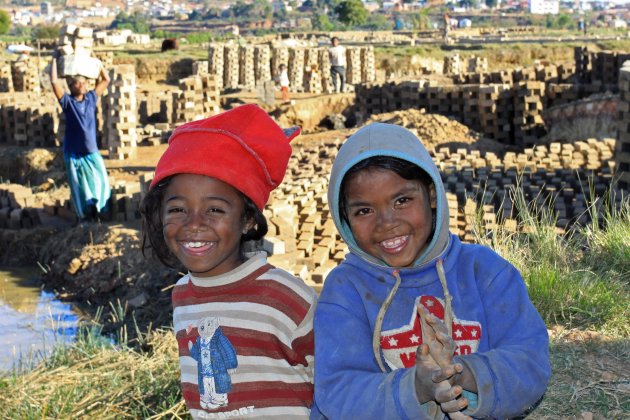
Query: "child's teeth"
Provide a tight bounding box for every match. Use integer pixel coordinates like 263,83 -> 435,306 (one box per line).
382,236 -> 407,248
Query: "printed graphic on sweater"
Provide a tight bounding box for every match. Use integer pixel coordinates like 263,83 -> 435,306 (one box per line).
188,317 -> 238,410
380,296 -> 481,369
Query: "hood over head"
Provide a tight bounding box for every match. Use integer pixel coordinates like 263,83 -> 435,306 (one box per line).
328,122 -> 449,268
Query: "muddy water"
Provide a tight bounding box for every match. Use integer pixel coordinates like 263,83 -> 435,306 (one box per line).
0,266 -> 79,373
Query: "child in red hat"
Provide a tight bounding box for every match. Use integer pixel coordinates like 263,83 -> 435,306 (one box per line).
140,104 -> 317,418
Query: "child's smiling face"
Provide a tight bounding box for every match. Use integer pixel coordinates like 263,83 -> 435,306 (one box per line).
344,167 -> 434,268
161,174 -> 252,277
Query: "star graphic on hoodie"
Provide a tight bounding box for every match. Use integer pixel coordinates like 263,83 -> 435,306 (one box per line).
380,296 -> 482,369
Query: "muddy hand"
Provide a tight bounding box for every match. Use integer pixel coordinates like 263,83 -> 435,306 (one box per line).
418,304 -> 469,418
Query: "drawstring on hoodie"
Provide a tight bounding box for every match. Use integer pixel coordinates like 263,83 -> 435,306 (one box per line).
371,259 -> 455,372
436,258 -> 454,337
373,270 -> 402,373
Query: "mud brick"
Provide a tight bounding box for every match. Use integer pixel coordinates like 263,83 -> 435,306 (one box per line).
311,262 -> 335,284
297,240 -> 313,256
262,237 -> 286,255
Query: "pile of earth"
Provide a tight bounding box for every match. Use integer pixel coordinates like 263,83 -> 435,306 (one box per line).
366,108 -> 508,155
37,222 -> 182,338
0,146 -> 65,186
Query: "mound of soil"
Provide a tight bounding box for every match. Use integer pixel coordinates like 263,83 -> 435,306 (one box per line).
366,108 -> 507,155
0,147 -> 64,185
37,223 -> 181,337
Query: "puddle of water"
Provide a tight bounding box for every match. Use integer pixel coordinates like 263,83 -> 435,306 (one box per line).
0,266 -> 80,374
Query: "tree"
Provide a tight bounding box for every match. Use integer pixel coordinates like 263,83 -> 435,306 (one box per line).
314,13 -> 335,30
334,0 -> 368,26
0,10 -> 10,35
32,24 -> 60,39
485,0 -> 497,8
110,11 -> 150,33
366,13 -> 393,30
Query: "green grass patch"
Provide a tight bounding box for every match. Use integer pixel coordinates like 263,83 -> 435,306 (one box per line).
471,185 -> 629,336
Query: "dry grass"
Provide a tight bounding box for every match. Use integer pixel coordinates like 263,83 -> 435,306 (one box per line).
530,328 -> 630,419
0,328 -> 187,419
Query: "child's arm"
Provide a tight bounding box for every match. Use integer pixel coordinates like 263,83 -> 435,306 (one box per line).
452,250 -> 551,418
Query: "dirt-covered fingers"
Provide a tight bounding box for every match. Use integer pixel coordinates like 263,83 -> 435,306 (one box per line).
431,363 -> 463,383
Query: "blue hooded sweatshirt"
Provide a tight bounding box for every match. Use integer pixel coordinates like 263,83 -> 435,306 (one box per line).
312,123 -> 550,419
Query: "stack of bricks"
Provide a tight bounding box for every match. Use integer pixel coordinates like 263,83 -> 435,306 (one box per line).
346,47 -> 362,85
466,56 -> 488,73
26,105 -> 59,147
207,44 -> 224,91
514,66 -> 538,83
58,24 -> 94,57
103,65 -> 138,160
254,44 -> 271,85
172,75 -> 221,124
489,69 -> 513,85
0,61 -> 14,92
271,46 -> 289,82
462,85 -> 481,133
574,46 -> 592,83
616,60 -> 630,192
0,93 -> 57,147
478,84 -> 512,144
138,90 -> 172,125
400,80 -> 422,109
261,139 -> 344,287
93,51 -> 114,70
206,43 -> 375,94
288,48 -> 305,92
200,75 -> 221,117
192,60 -> 209,76
513,81 -> 546,147
238,45 -> 256,91
11,59 -> 40,93
590,50 -> 630,88
318,48 -> 332,93
110,180 -> 142,222
557,63 -> 576,83
443,54 -> 461,75
0,184 -> 40,229
173,76 -> 204,123
223,45 -> 240,90
545,83 -> 579,107
361,46 -> 376,83
535,64 -> 558,83
303,48 -> 322,93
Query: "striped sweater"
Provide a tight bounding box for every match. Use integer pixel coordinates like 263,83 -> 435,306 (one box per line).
172,251 -> 317,419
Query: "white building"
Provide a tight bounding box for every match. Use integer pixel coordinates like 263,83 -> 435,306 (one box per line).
529,0 -> 559,14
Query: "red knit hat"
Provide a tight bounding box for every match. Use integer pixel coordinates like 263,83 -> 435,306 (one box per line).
150,104 -> 300,209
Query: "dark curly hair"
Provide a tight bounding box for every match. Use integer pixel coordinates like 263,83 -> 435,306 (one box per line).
339,156 -> 434,225
140,175 -> 269,268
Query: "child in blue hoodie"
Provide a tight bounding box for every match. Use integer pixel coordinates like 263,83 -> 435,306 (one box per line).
312,123 -> 550,419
